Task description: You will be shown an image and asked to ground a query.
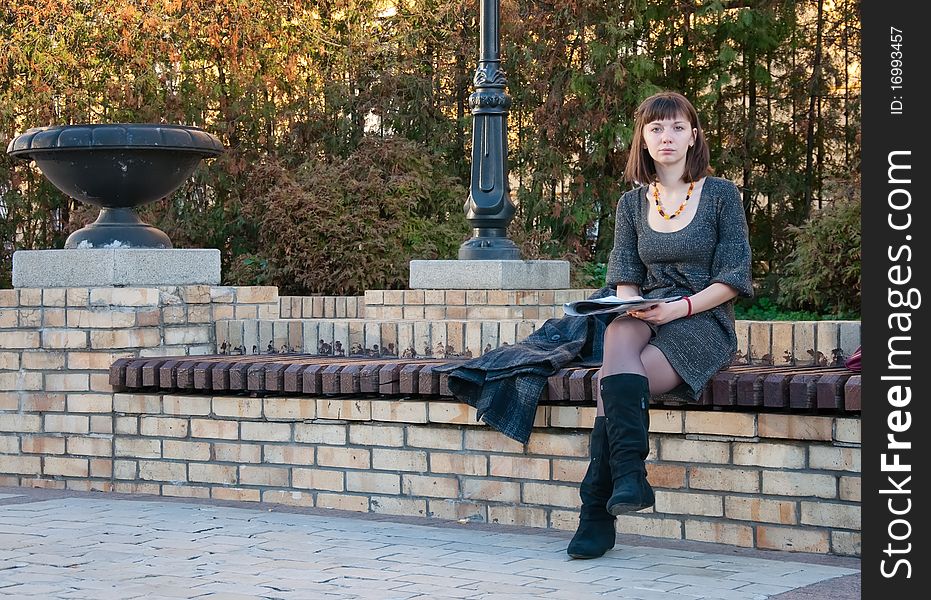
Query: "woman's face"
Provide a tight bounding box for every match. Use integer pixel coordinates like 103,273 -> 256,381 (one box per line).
642,113 -> 698,169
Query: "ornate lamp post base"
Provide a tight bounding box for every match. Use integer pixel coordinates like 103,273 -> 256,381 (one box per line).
458,228 -> 520,260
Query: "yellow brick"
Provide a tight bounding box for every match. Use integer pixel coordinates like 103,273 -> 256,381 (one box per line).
758,414 -> 833,441
19,393 -> 66,412
163,440 -> 211,461
43,414 -> 89,433
212,442 -> 261,463
135,309 -> 160,327
548,406 -> 597,428
762,471 -> 837,499
465,429 -> 524,454
263,397 -> 316,421
190,419 -> 239,440
732,442 -> 806,468
832,531 -> 861,556
1,455 -> 42,475
800,501 -> 860,529
294,423 -> 347,445
21,351 -> 66,370
407,426 -> 462,450
115,438 -> 161,458
345,471 -> 397,494
239,465 -> 289,486
370,496 -> 427,518
316,398 -> 372,421
487,506 -> 548,528
140,417 -> 189,438
685,412 -> 756,437
66,394 -> 113,413
426,500 -> 485,522
44,456 -> 89,477
162,395 -> 211,416
163,484 -> 210,499
234,286 -> 278,304
0,435 -> 19,453
212,396 -> 262,419
725,496 -> 798,524
114,394 -> 161,414
163,305 -> 186,324
659,438 -> 730,464
645,463 -> 687,489
163,326 -> 210,345
67,351 -> 130,370
0,414 -> 41,433
180,285 -> 212,304
90,328 -> 160,349
89,288 -> 159,306
489,456 -> 549,480
371,448 -> 427,472
114,482 -> 160,495
370,401 -> 428,424
0,331 -> 40,349
348,424 -> 404,447
840,476 -> 860,501
209,286 -> 236,303
522,482 -> 581,508
0,351 -> 19,370
66,436 -> 112,457
402,474 -> 459,498
66,309 -> 137,328
0,308 -> 17,327
41,329 -> 90,349
19,289 -> 42,306
427,402 -> 475,425
688,466 -> 760,493
263,445 -> 314,465
525,432 -> 587,458
89,458 -> 112,478
90,415 -> 111,433
0,289 -> 19,307
241,422 -> 291,442
552,458 -> 588,483
809,446 -> 860,472
685,520 -> 754,547
189,463 -> 238,485
42,308 -> 66,327
64,288 -> 88,307
21,436 -> 65,455
834,418 -> 860,443
138,460 -> 186,481
211,487 -> 261,502
44,373 -> 88,392
429,452 -> 487,476
262,489 -> 315,507
316,493 -> 368,512
459,478 -> 518,503
317,446 -> 370,469
757,525 -> 829,553
655,490 -> 723,516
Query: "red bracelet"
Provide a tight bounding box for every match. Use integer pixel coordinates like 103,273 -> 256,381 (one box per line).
683,296 -> 692,317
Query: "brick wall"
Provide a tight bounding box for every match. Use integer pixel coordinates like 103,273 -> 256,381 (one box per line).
3,388 -> 862,556
0,285 -> 277,491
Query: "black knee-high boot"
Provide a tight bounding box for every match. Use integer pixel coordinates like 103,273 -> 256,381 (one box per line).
601,373 -> 654,515
566,416 -> 616,559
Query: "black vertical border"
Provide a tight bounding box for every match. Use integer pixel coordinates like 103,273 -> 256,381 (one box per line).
862,1 -> 928,596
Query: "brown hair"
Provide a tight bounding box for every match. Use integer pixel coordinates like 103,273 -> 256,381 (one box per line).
624,91 -> 711,184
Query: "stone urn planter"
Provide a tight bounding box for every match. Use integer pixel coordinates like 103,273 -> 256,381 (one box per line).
7,123 -> 223,249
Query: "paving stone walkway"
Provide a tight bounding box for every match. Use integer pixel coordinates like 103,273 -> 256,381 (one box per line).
0,488 -> 859,600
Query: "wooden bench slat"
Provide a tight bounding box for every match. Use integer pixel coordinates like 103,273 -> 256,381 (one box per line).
108,353 -> 860,414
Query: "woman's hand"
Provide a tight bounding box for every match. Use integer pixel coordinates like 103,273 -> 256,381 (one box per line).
628,299 -> 690,325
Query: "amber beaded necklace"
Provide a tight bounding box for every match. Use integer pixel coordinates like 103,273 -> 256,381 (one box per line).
652,180 -> 695,220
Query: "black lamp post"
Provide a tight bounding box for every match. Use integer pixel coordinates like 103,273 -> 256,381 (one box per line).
458,0 -> 520,260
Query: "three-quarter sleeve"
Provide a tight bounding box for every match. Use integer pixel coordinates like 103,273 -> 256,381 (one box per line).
709,183 -> 753,297
605,191 -> 646,288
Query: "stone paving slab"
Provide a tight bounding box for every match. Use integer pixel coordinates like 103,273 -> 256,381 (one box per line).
0,487 -> 859,600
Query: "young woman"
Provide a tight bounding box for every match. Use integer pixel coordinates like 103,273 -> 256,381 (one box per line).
568,91 -> 753,559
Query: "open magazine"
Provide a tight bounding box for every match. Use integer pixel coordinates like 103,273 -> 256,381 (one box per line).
563,295 -> 683,317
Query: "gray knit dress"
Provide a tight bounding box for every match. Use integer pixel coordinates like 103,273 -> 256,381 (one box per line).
605,176 -> 753,400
